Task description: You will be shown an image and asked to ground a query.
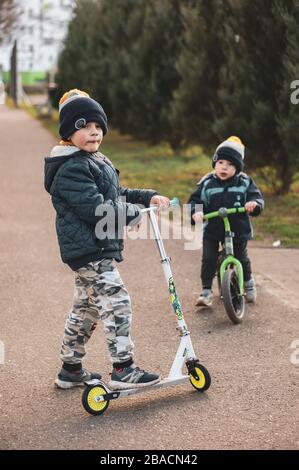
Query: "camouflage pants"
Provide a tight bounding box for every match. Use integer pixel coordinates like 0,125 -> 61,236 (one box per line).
60,259 -> 134,365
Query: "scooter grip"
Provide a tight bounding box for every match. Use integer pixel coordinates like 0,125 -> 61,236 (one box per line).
169,197 -> 180,207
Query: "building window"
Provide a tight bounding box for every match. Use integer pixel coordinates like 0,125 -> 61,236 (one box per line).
60,0 -> 73,9
43,38 -> 54,45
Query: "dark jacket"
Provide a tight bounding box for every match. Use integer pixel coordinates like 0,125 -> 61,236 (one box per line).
188,172 -> 264,242
44,147 -> 157,270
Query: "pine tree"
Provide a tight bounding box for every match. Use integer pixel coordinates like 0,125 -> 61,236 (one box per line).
123,0 -> 184,147
0,0 -> 17,45
170,0 -> 233,148
55,0 -> 191,148
276,1 -> 299,193
56,0 -> 104,107
96,0 -> 147,129
214,0 -> 299,194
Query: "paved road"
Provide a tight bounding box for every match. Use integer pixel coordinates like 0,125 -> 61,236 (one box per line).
0,105 -> 298,450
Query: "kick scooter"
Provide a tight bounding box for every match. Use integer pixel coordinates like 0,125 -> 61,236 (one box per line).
203,206 -> 246,324
81,198 -> 211,415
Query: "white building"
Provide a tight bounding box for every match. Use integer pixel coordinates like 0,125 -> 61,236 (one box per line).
0,0 -> 75,73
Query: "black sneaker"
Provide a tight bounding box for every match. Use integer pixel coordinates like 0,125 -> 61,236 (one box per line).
108,364 -> 160,390
55,368 -> 102,389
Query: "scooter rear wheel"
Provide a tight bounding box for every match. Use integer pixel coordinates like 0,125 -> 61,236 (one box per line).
189,364 -> 211,392
82,384 -> 110,415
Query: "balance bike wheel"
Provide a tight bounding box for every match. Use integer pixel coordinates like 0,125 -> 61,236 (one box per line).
82,384 -> 110,416
222,268 -> 245,324
189,364 -> 211,392
217,271 -> 222,297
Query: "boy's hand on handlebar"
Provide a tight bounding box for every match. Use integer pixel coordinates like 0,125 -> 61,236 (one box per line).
192,211 -> 204,223
150,195 -> 170,212
245,201 -> 257,213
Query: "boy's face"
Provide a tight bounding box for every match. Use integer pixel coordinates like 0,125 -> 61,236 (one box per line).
70,122 -> 103,152
214,159 -> 236,180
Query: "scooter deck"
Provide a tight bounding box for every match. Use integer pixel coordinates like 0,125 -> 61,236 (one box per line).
84,375 -> 190,400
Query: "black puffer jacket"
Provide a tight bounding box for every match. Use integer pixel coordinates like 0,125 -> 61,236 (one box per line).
188,172 -> 264,242
44,147 -> 157,270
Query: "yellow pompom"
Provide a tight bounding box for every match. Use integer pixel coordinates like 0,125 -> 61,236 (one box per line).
59,88 -> 90,105
227,136 -> 244,146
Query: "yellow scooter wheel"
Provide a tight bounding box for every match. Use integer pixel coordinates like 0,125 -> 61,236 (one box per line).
82,384 -> 110,415
189,364 -> 211,392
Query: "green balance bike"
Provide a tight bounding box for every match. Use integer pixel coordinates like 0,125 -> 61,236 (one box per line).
81,198 -> 211,415
203,207 -> 247,324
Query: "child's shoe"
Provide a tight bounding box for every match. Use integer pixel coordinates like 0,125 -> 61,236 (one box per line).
55,367 -> 102,389
108,364 -> 160,390
195,289 -> 213,307
244,277 -> 257,303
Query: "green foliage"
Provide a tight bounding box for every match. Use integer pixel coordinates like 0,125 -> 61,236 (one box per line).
56,0 -> 184,147
121,0 -> 183,147
56,0 -> 104,107
170,0 -> 232,148
276,2 -> 299,193
55,0 -> 299,194
98,0 -> 147,129
213,0 -> 299,194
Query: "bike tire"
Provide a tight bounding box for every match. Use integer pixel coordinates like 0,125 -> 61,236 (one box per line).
222,268 -> 245,324
217,271 -> 222,297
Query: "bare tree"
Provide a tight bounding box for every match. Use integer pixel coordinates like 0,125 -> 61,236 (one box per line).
0,0 -> 17,45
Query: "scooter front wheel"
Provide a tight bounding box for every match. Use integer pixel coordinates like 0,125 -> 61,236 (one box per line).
189,364 -> 211,392
82,384 -> 110,415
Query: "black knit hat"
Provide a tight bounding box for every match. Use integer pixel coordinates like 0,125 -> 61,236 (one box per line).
59,93 -> 108,140
212,136 -> 245,173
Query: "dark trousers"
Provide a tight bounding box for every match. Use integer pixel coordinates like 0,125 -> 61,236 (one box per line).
201,238 -> 252,290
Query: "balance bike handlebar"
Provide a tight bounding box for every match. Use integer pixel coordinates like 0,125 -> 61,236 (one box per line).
203,206 -> 246,221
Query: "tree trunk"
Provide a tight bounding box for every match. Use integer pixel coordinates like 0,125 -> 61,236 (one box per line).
169,133 -> 184,154
276,155 -> 293,195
